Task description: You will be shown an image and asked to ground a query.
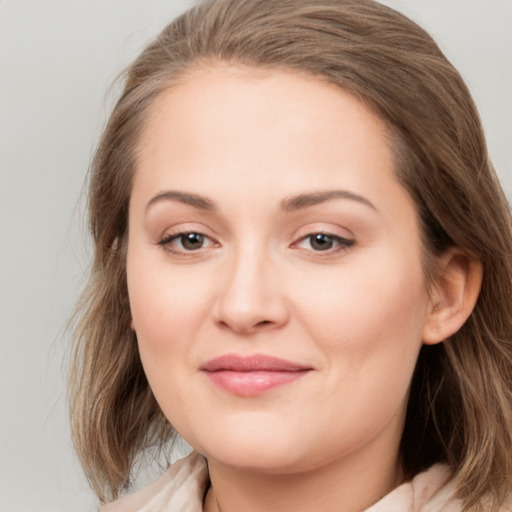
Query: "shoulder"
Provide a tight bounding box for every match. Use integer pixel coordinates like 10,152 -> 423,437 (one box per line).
417,469 -> 512,512
100,451 -> 209,512
366,464 -> 456,512
372,464 -> 512,512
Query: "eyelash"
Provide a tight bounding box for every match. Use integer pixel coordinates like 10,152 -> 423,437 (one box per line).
158,230 -> 355,257
157,231 -> 217,255
294,233 -> 355,254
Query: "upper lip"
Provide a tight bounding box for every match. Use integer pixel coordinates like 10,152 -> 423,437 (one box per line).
200,354 -> 312,372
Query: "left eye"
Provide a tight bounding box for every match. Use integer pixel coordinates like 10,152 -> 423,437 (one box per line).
296,233 -> 354,252
159,232 -> 214,252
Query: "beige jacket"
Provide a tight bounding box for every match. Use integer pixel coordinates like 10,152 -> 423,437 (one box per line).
100,451 -> 463,512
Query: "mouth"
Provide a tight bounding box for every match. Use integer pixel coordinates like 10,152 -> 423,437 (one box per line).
200,354 -> 313,396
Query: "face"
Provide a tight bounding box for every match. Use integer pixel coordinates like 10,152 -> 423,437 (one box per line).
127,65 -> 433,475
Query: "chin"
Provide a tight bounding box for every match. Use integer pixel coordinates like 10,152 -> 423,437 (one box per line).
185,413 -> 312,472
203,442 -> 304,473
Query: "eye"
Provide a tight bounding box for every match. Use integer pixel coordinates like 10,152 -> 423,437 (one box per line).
158,231 -> 216,253
295,233 -> 354,253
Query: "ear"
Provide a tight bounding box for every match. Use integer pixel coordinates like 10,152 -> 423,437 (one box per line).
422,249 -> 483,345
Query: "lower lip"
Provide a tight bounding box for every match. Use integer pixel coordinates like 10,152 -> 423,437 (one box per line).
203,370 -> 310,396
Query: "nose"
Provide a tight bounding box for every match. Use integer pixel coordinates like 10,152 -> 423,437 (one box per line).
212,247 -> 290,335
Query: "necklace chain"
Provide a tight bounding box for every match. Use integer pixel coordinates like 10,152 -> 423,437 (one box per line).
214,490 -> 223,512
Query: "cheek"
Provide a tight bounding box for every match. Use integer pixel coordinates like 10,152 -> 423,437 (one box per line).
128,258 -> 206,347
295,254 -> 427,438
126,255 -> 208,401
127,262 -> 207,425
291,249 -> 428,372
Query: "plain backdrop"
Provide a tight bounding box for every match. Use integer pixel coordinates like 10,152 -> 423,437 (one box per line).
1,1 -> 511,510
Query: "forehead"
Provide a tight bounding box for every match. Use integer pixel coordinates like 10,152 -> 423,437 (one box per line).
135,65 -> 396,198
143,64 -> 390,143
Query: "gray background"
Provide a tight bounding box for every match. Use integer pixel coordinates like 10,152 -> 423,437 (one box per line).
1,1 -> 511,511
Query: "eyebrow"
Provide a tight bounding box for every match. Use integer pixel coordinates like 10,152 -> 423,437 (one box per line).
281,190 -> 377,212
146,191 -> 216,212
145,189 -> 377,213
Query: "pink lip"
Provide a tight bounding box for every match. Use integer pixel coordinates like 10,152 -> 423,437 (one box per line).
200,354 -> 312,396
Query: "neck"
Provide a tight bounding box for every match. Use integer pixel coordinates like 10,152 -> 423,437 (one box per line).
203,439 -> 403,512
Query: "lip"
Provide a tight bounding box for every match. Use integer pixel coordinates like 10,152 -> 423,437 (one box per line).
200,354 -> 312,396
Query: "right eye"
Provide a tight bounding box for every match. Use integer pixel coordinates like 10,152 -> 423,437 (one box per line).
158,231 -> 216,253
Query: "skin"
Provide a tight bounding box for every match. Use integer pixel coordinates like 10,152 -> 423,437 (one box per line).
126,65 -> 474,512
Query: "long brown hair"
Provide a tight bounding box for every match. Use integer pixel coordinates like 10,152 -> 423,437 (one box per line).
69,0 -> 512,509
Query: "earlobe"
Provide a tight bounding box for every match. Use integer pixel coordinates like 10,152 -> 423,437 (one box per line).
422,250 -> 483,345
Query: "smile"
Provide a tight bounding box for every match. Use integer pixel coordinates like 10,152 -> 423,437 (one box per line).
200,354 -> 313,396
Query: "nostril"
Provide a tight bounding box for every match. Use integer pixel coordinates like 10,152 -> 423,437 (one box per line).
218,320 -> 231,330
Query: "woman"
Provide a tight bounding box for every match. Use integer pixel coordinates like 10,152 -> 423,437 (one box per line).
69,0 -> 512,510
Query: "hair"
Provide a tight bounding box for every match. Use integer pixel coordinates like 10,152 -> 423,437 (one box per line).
69,0 -> 512,509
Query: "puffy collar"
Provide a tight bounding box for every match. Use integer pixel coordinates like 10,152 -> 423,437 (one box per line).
101,451 -> 459,512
